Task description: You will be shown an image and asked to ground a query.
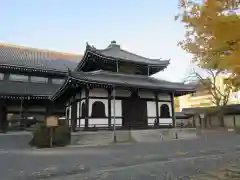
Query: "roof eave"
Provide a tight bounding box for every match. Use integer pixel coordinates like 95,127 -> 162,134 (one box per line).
75,44 -> 170,71
50,76 -> 72,102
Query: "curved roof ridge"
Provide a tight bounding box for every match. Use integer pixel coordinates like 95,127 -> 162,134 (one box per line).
86,42 -> 170,65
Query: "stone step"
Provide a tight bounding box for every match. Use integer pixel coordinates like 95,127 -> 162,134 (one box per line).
71,132 -> 113,146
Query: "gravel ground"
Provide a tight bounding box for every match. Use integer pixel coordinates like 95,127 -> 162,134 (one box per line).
0,132 -> 240,180
45,150 -> 240,180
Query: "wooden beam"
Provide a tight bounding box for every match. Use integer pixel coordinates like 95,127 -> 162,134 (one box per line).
155,92 -> 159,124
170,92 -> 176,128
85,86 -> 89,129
108,88 -> 112,128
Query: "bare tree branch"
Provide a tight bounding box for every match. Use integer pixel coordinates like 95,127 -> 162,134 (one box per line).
186,67 -> 232,107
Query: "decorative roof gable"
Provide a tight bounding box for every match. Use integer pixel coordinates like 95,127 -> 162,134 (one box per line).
76,41 -> 170,73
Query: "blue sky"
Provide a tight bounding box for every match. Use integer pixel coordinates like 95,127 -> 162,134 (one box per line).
0,0 -> 191,82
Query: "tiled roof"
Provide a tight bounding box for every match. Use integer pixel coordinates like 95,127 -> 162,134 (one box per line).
175,112 -> 193,119
70,70 -> 195,91
52,70 -> 196,101
0,43 -> 82,72
87,41 -> 170,66
0,80 -> 60,97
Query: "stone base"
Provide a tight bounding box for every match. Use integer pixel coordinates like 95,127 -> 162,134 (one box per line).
70,128 -> 197,146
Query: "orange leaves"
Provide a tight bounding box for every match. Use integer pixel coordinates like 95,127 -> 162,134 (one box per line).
177,0 -> 240,79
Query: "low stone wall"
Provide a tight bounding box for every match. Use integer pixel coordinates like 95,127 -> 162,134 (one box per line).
70,128 -> 197,146
0,131 -> 32,149
131,128 -> 197,143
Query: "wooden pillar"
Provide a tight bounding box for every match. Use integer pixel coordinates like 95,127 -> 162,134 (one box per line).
71,97 -> 77,132
0,100 -> 7,133
78,101 -> 81,128
77,91 -> 81,129
108,88 -> 112,128
192,115 -> 196,127
155,92 -> 159,124
170,92 -> 176,128
85,86 -> 89,129
233,115 -> 236,127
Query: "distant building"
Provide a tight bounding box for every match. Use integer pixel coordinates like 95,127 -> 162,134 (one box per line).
0,43 -> 82,132
178,75 -> 240,111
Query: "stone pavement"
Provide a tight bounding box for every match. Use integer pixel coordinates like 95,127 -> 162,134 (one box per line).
0,132 -> 240,179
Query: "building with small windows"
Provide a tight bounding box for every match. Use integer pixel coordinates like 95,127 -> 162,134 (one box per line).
0,43 -> 82,132
51,41 -> 195,131
178,75 -> 240,111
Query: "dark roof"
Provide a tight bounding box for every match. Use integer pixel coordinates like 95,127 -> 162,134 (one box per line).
175,112 -> 193,119
182,104 -> 240,115
72,70 -> 195,91
0,44 -> 82,72
80,41 -> 170,66
52,70 -> 196,101
0,80 -> 60,97
94,41 -> 169,65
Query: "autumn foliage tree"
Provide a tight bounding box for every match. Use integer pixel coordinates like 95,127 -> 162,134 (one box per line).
176,0 -> 240,87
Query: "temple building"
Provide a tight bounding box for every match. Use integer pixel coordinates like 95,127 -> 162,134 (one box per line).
0,43 -> 81,132
51,41 -> 195,131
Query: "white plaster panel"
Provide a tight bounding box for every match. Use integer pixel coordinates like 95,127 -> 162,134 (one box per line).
69,106 -> 72,119
111,118 -> 122,126
147,101 -> 156,117
113,89 -> 131,97
88,118 -> 108,127
76,119 -> 80,127
138,91 -> 154,98
89,88 -> 108,97
89,99 -> 108,117
158,93 -> 171,101
159,118 -> 172,125
111,100 -> 122,117
81,89 -> 85,98
148,118 -> 156,125
80,118 -> 85,126
158,102 -> 172,117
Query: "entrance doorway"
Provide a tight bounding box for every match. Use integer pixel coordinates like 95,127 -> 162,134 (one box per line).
122,91 -> 147,129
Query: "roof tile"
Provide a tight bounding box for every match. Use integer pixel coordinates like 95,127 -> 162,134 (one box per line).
0,43 -> 82,71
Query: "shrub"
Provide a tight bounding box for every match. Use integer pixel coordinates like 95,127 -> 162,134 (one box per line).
29,123 -> 50,148
29,121 -> 71,148
53,125 -> 71,146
